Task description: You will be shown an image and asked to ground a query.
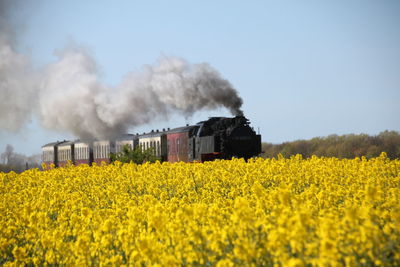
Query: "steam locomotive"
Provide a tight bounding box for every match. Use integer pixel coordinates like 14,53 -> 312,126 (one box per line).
42,116 -> 261,167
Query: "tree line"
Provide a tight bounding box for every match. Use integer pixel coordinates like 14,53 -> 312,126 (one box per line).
0,145 -> 41,173
262,130 -> 400,159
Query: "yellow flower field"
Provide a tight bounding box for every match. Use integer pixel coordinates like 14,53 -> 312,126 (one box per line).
1,154 -> 399,266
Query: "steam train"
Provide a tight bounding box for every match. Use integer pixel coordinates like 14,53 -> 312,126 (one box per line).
42,116 -> 261,167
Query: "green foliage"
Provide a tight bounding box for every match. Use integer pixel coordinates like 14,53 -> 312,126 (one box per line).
110,144 -> 160,164
262,130 -> 400,159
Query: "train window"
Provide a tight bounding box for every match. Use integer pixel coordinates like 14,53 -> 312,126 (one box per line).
177,139 -> 180,154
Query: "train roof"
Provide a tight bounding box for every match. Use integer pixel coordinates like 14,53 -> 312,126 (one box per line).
73,140 -> 92,146
167,125 -> 197,134
41,140 -> 68,148
58,140 -> 75,147
139,130 -> 166,138
115,134 -> 139,141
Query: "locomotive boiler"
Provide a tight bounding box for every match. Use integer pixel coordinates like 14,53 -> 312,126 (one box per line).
190,116 -> 261,161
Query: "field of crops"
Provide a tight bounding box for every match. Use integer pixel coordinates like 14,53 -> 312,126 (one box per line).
1,154 -> 399,266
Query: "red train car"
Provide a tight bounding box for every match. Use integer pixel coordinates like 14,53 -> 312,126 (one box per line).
166,126 -> 196,163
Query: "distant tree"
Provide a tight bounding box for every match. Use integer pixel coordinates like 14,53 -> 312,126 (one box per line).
261,131 -> 400,159
110,145 -> 160,164
0,145 -> 41,173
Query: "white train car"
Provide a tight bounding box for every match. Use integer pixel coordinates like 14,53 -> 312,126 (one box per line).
116,134 -> 139,153
42,141 -> 67,169
57,141 -> 75,167
74,141 -> 93,165
138,130 -> 167,161
93,140 -> 115,165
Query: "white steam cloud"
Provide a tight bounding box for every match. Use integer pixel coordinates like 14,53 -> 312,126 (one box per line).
0,1 -> 37,131
0,2 -> 243,140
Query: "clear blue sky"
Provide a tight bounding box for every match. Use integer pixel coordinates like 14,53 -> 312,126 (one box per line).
1,0 -> 400,155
